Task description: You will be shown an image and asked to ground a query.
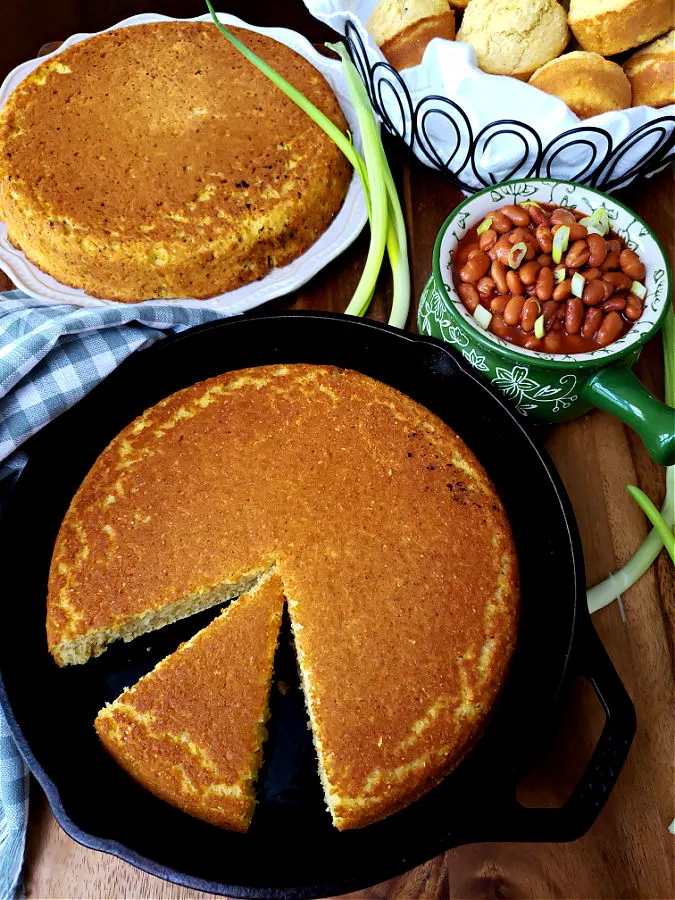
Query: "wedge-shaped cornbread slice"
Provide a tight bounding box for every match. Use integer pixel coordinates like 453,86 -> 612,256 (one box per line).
95,573 -> 285,831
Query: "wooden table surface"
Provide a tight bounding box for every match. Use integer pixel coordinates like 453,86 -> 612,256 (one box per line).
3,3 -> 674,898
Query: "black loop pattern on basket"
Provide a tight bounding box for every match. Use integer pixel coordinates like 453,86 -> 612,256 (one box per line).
344,21 -> 675,194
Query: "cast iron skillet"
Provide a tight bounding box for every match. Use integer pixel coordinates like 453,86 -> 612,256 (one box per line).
0,312 -> 635,899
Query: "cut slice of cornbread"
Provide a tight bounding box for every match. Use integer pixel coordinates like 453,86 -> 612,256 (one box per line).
94,573 -> 285,831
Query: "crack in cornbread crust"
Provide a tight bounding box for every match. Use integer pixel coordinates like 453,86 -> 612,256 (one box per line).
95,573 -> 285,831
0,22 -> 351,301
48,363 -> 519,829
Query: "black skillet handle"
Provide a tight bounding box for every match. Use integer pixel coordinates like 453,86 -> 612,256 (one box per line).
486,618 -> 636,843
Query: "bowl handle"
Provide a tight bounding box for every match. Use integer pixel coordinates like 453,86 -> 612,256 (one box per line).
479,619 -> 636,844
581,364 -> 675,467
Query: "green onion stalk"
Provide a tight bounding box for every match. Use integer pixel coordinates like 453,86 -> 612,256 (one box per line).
205,2 -> 409,328
587,307 -> 675,613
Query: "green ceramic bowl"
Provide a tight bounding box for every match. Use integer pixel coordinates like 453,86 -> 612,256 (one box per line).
419,178 -> 674,466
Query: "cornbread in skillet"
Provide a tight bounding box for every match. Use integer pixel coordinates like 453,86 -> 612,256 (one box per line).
0,22 -> 351,301
95,573 -> 285,831
48,364 -> 519,828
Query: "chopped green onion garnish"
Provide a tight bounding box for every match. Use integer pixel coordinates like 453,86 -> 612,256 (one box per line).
473,305 -> 492,330
571,272 -> 585,298
579,207 -> 609,236
554,267 -> 566,284
534,314 -> 545,339
508,242 -> 527,269
477,217 -> 492,236
552,226 -> 570,264
631,280 -> 647,300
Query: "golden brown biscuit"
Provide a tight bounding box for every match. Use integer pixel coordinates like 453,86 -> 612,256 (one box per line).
624,30 -> 675,108
0,22 -> 351,302
367,0 -> 456,70
457,0 -> 569,79
568,0 -> 673,56
529,51 -> 632,118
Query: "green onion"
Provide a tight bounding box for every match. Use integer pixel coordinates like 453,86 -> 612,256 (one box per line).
626,486 -> 675,564
571,272 -> 585,298
534,314 -> 545,339
552,226 -> 570,264
508,242 -> 527,269
554,266 -> 566,284
205,2 -> 410,328
588,307 -> 675,613
473,305 -> 492,330
477,217 -> 493,236
579,207 -> 610,236
631,280 -> 647,300
519,201 -> 541,209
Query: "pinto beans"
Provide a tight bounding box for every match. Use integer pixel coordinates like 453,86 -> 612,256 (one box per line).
565,298 -> 584,335
453,202 -> 646,354
581,307 -> 603,340
490,210 -> 513,233
553,279 -> 573,301
619,249 -> 646,281
535,224 -> 553,253
550,208 -> 576,226
506,270 -> 524,295
477,277 -> 496,301
457,283 -> 480,311
602,296 -> 626,313
565,240 -> 590,268
519,260 -> 541,285
587,234 -> 607,267
582,279 -> 606,307
459,251 -> 491,283
504,295 -> 525,326
521,299 -> 540,332
625,294 -> 643,320
490,294 -> 509,314
501,204 -> 531,226
596,311 -> 623,346
603,271 -> 632,292
478,228 -> 498,251
491,260 -> 509,294
536,267 -> 554,301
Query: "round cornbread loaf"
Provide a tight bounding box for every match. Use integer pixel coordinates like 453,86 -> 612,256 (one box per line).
48,364 -> 519,830
0,22 -> 352,302
529,52 -> 632,118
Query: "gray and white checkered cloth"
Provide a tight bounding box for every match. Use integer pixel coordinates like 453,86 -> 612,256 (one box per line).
0,289 -> 223,899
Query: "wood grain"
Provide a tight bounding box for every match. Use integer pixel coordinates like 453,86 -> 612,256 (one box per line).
1,7 -> 672,899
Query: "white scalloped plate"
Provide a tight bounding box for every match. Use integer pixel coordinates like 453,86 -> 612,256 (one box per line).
0,13 -> 367,311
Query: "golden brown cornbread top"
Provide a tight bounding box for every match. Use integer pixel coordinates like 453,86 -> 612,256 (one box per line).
0,22 -> 349,244
95,574 -> 284,830
50,364 -> 518,827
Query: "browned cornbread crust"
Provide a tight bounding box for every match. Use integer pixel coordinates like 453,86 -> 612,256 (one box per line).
568,0 -> 673,57
48,364 -> 519,829
95,573 -> 285,831
0,22 -> 351,301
